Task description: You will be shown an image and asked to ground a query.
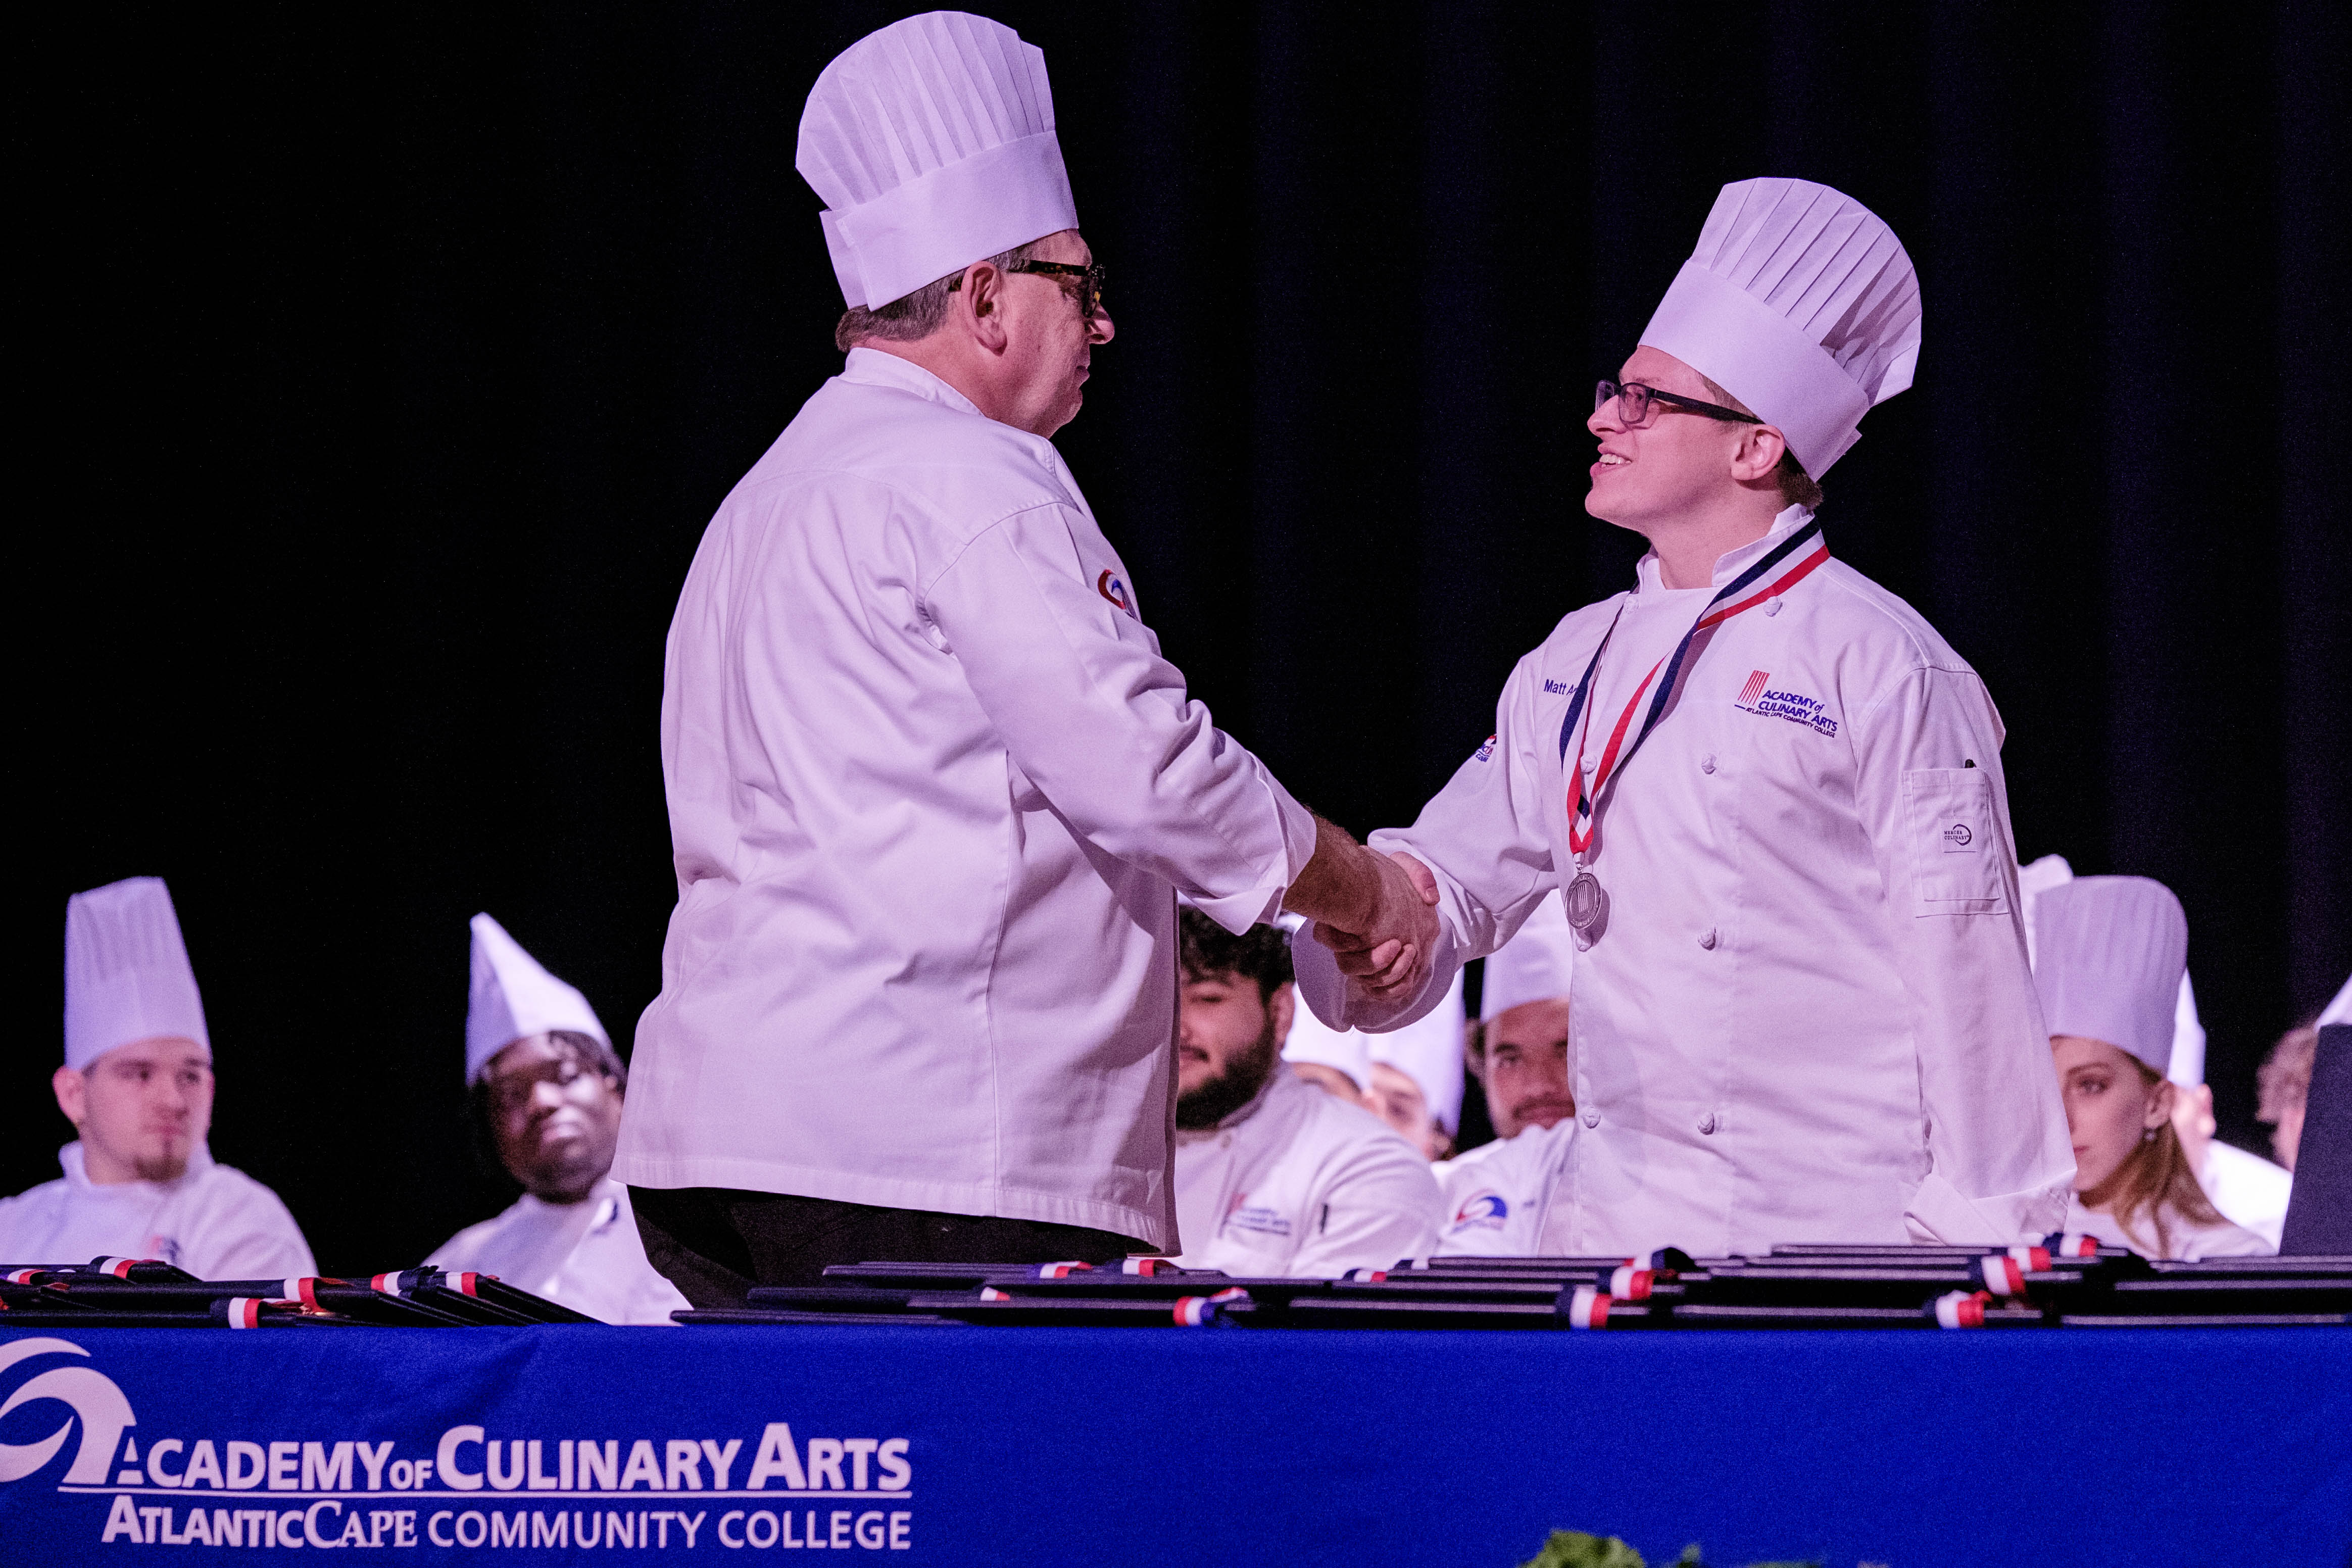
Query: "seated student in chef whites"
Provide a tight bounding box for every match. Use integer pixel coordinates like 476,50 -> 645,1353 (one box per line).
1169,910 -> 1442,1276
428,915 -> 690,1324
2032,877 -> 2268,1259
0,878 -> 315,1279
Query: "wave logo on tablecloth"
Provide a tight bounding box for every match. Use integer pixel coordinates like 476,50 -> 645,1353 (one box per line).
0,1338 -> 135,1485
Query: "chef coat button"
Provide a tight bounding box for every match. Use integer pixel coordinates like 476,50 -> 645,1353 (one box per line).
1764,597 -> 1783,617
1697,1112 -> 1717,1136
1700,754 -> 1717,775
1582,1110 -> 1600,1129
1698,927 -> 1719,950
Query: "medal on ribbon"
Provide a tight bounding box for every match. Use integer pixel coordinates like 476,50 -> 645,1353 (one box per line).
1552,519 -> 1831,949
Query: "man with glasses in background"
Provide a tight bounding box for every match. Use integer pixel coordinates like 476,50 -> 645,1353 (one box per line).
1298,179 -> 2072,1255
619,13 -> 1436,1304
0,878 -> 315,1280
428,914 -> 688,1325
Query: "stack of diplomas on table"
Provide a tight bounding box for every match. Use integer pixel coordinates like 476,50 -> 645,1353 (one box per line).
669,1244 -> 2352,1331
1,1258 -> 597,1327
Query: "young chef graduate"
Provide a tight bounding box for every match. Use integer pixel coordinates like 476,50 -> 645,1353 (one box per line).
1364,975 -> 1467,1162
2032,877 -> 2267,1259
1297,177 -> 2075,1256
1430,898 -> 1579,1249
427,915 -> 690,1325
618,13 -> 1435,1304
2022,853 -> 2287,1244
1170,912 -> 1441,1277
0,878 -> 315,1279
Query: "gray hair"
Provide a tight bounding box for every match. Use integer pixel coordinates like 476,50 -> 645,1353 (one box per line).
834,239 -> 1046,354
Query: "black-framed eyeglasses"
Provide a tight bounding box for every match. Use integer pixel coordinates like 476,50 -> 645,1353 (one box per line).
951,259 -> 1107,320
1594,378 -> 1760,428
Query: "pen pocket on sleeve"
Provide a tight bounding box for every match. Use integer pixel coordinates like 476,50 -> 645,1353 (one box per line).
1900,767 -> 2008,916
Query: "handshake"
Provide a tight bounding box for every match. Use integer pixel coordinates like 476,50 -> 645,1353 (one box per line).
1285,816 -> 1442,1005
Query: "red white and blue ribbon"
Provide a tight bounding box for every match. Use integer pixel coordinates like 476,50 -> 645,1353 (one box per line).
1560,1285 -> 1611,1329
1558,520 -> 1830,857
1119,1258 -> 1175,1276
1931,1290 -> 1990,1329
1607,1266 -> 1654,1300
95,1257 -> 145,1279
1029,1261 -> 1094,1280
1972,1255 -> 2028,1296
221,1298 -> 266,1329
1172,1289 -> 1249,1327
1343,1268 -> 1388,1283
2044,1232 -> 2101,1258
5,1269 -> 40,1284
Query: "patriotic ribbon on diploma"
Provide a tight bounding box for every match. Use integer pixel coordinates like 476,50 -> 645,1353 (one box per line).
1557,518 -> 1831,856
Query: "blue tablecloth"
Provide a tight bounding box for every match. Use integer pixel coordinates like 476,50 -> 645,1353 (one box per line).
4,1325 -> 2345,1565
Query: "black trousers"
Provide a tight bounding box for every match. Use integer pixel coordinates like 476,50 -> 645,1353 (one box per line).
630,1186 -> 1140,1308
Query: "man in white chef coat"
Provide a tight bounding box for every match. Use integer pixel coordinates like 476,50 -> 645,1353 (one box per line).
1464,897 -> 1578,1145
618,13 -> 1434,1303
0,878 -> 314,1279
1170,912 -> 1440,1276
1431,900 -> 1579,1245
1300,178 -> 2074,1256
428,915 -> 689,1325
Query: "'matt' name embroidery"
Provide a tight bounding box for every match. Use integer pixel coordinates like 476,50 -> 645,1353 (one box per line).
1734,671 -> 1839,737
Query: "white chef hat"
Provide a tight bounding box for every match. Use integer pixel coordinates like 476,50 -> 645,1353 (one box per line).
64,877 -> 210,1070
1283,1001 -> 1372,1097
1479,897 -> 1577,1022
2019,853 -> 2204,1085
466,913 -> 609,1084
1368,970 -> 1467,1134
2031,876 -> 2187,1074
797,11 -> 1078,312
1639,177 -> 1920,478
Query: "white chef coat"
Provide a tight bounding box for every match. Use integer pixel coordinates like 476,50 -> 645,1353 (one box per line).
2197,1141 -> 2291,1251
1432,1120 -> 1578,1257
2060,1195 -> 2269,1261
619,349 -> 1314,1251
429,1178 -> 690,1326
1171,1069 -> 1442,1277
1298,506 -> 2074,1256
0,1143 -> 314,1281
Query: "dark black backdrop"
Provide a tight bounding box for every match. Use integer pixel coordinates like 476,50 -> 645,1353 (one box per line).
13,4 -> 2345,1273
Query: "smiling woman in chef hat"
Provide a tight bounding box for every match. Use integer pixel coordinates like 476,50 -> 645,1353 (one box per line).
2033,877 -> 2269,1259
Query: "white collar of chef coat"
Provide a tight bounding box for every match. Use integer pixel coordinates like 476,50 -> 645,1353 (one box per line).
839,346 -> 987,420
1634,503 -> 1816,597
58,1138 -> 216,1196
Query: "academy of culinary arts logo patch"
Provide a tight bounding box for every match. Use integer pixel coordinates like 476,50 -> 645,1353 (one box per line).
1449,1192 -> 1509,1233
1733,670 -> 1838,737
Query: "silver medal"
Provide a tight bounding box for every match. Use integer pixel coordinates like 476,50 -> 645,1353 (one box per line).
1562,868 -> 1610,951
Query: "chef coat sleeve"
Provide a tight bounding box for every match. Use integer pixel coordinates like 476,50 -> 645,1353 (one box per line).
925,504 -> 1315,933
1295,653 -> 1559,1032
1284,1137 -> 1445,1278
1850,663 -> 2074,1244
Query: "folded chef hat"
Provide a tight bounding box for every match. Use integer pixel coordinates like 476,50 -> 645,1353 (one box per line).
797,11 -> 1078,311
1640,177 -> 1920,478
1283,1000 -> 1373,1097
1368,970 -> 1467,1135
64,877 -> 210,1070
1480,896 -> 1577,1022
466,913 -> 609,1083
2031,877 -> 2188,1074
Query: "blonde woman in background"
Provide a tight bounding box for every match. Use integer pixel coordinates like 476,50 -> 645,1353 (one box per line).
2033,877 -> 2268,1260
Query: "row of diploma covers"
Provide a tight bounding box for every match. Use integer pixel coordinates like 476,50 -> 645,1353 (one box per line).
3,869 -> 2344,1330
